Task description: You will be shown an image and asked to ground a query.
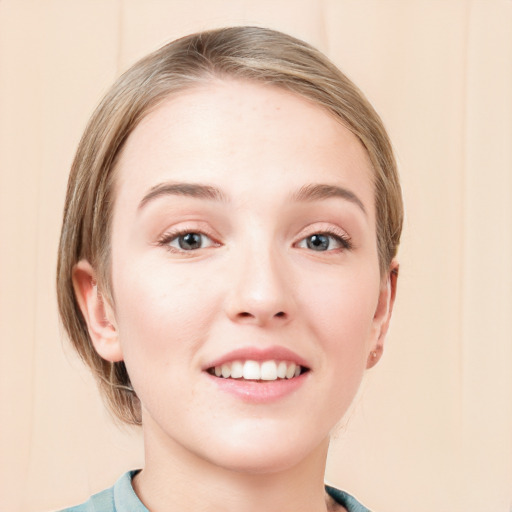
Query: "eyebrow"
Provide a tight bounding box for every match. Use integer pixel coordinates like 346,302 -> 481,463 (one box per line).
138,182 -> 228,210
138,181 -> 366,215
291,183 -> 366,215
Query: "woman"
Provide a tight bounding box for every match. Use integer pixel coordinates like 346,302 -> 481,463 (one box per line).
57,26 -> 402,512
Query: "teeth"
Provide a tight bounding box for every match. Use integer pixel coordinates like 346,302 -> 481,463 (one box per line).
261,361 -> 277,380
277,361 -> 287,378
221,364 -> 231,379
285,363 -> 296,379
243,360 -> 261,380
211,360 -> 304,381
231,360 -> 243,379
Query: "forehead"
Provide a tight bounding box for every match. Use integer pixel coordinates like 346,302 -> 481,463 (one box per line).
114,79 -> 375,216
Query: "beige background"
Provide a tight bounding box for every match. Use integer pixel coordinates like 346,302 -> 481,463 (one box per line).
1,1 -> 511,511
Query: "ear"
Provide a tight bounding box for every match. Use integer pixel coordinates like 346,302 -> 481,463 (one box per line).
366,260 -> 399,369
72,260 -> 123,362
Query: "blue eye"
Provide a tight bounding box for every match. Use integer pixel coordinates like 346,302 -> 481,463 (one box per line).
297,233 -> 351,252
163,232 -> 216,251
306,234 -> 330,251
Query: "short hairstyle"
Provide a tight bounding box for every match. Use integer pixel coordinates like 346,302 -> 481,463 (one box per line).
57,26 -> 403,425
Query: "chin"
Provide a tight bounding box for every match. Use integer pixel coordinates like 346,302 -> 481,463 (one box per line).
198,424 -> 328,475
208,447 -> 310,475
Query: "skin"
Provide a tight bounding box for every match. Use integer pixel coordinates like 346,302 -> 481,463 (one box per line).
74,79 -> 398,512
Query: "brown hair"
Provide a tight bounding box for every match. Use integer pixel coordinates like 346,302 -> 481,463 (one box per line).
57,26 -> 403,425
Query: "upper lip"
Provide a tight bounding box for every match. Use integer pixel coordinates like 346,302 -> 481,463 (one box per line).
202,345 -> 311,371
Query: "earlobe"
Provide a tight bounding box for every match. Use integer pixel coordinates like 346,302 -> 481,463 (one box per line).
366,261 -> 399,369
72,260 -> 123,362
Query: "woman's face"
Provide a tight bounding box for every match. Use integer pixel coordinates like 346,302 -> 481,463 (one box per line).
92,80 -> 395,472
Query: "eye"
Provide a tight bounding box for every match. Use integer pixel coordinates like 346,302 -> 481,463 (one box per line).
296,232 -> 352,252
159,231 -> 217,252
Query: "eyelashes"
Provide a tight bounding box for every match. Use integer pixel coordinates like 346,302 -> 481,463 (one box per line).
157,229 -> 219,253
157,225 -> 353,255
295,231 -> 352,252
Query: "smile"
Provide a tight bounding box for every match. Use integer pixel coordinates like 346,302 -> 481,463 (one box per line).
203,346 -> 311,401
207,360 -> 308,381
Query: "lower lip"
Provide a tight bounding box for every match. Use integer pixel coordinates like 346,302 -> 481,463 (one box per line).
205,372 -> 308,403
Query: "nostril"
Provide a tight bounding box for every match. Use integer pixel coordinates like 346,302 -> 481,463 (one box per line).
232,310 -> 288,324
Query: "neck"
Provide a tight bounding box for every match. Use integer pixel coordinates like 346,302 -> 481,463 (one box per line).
133,416 -> 334,512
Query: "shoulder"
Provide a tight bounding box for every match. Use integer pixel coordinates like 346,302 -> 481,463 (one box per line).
56,470 -> 145,512
325,484 -> 373,512
56,486 -> 114,512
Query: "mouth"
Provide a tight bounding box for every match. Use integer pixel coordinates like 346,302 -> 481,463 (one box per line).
206,359 -> 309,382
202,346 -> 311,402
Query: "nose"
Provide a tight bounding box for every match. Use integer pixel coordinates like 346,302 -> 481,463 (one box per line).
224,245 -> 294,328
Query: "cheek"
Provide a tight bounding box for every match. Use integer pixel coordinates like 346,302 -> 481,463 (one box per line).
301,266 -> 379,343
111,262 -> 219,380
298,265 -> 380,392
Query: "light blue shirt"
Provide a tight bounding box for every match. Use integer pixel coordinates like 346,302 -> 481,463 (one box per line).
59,470 -> 371,512
59,471 -> 146,512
